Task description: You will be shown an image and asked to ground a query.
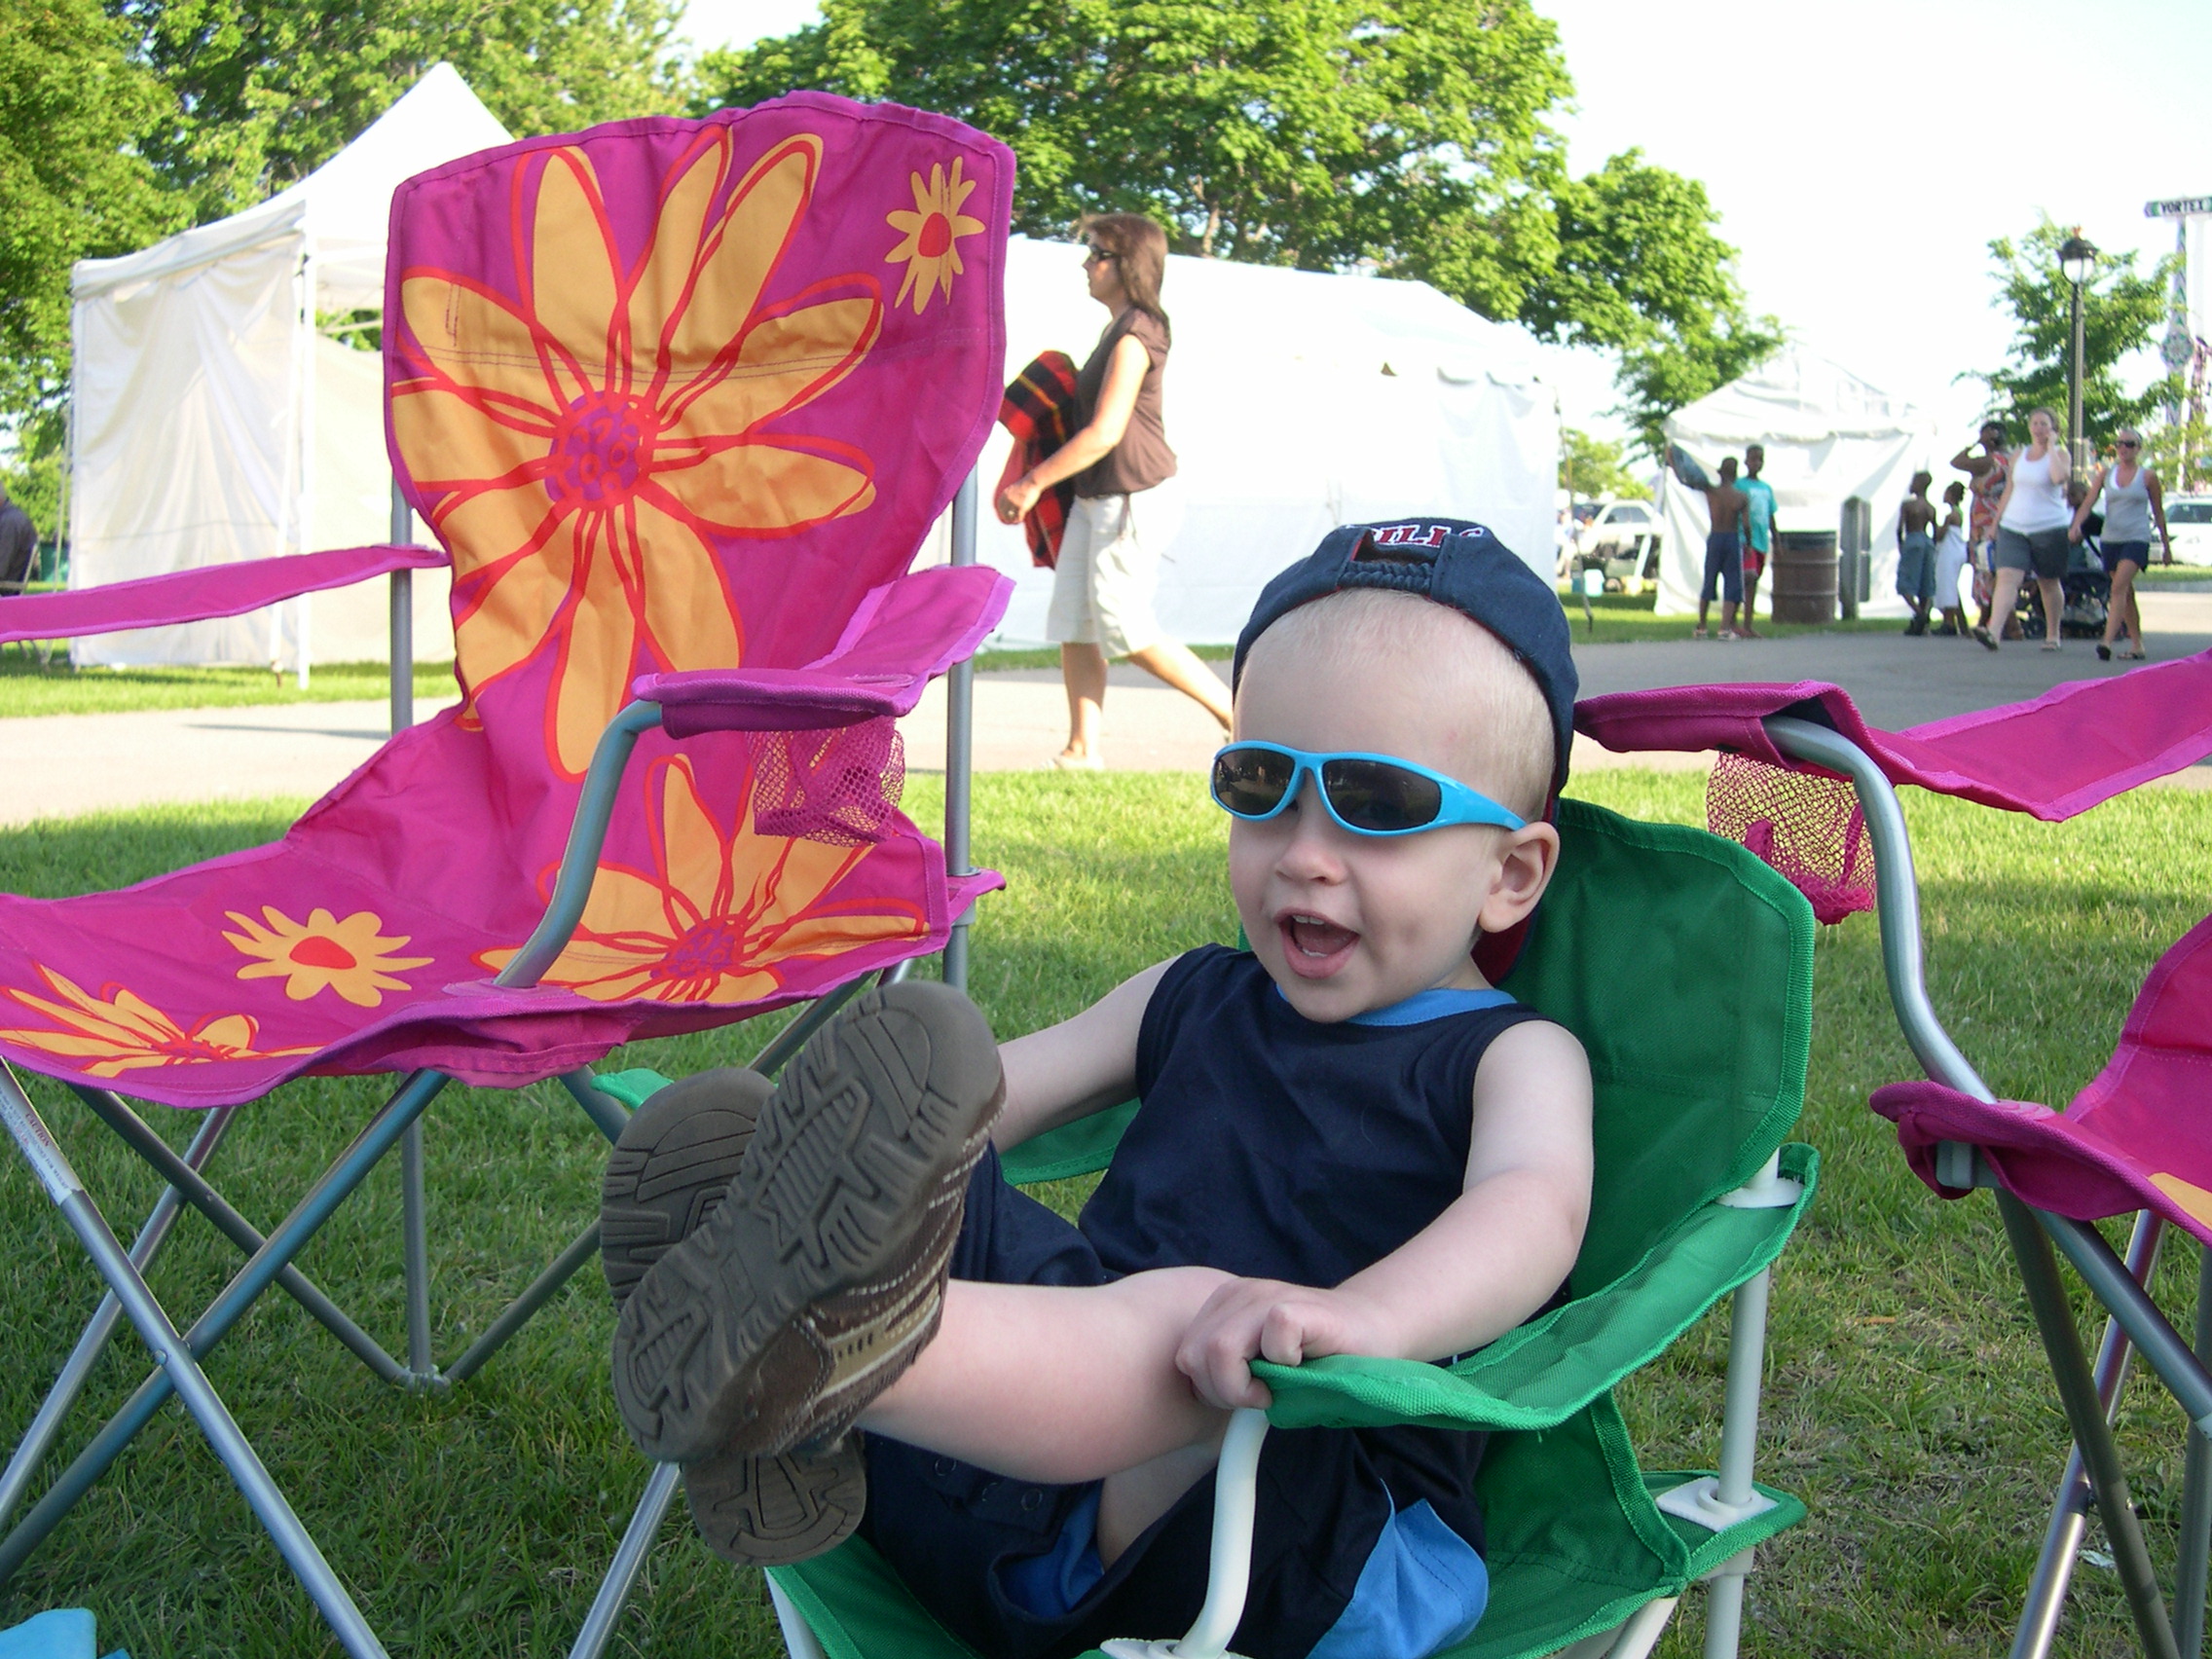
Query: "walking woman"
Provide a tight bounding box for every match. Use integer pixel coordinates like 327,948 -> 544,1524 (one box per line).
997,215 -> 1232,768
2071,427 -> 2173,661
1974,407 -> 2072,651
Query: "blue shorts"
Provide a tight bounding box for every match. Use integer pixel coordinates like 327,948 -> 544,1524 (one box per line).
1897,532 -> 1935,604
1701,531 -> 1742,604
859,1149 -> 1492,1659
2103,539 -> 2151,573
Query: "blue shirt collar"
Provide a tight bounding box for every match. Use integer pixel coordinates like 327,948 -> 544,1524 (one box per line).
1273,982 -> 1516,1027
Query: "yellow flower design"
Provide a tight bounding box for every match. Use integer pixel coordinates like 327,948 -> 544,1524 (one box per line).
478,755 -> 926,1003
222,906 -> 433,1008
393,128 -> 885,777
0,968 -> 317,1078
884,159 -> 985,316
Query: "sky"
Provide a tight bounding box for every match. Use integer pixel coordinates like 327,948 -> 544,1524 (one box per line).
675,0 -> 2212,446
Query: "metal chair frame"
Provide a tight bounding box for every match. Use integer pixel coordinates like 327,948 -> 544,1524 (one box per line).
0,477 -> 990,1658
1767,714 -> 2212,1659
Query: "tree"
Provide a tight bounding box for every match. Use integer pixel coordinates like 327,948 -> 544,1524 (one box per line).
1559,426 -> 1646,501
1972,219 -> 2177,441
115,0 -> 687,221
698,0 -> 1777,431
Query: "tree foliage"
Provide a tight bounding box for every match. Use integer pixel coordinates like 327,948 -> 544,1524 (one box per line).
1559,426 -> 1647,500
1973,219 -> 2177,441
699,0 -> 1776,437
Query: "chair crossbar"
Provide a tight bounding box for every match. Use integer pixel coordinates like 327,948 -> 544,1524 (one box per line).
69,1085 -> 409,1386
1,1062 -> 391,1656
0,1103 -> 236,1531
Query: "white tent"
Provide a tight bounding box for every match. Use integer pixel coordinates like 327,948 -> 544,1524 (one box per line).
1657,349 -> 1939,619
945,238 -> 1559,645
66,64 -> 512,671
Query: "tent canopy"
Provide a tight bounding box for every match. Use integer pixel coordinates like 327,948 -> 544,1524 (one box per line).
67,65 -> 511,669
965,238 -> 1560,646
1657,349 -> 1938,619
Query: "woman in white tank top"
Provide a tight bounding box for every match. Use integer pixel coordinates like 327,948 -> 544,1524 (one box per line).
1975,406 -> 2072,651
2071,426 -> 2174,660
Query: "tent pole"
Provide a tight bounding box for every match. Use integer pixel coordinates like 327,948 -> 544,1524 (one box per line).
942,468 -> 978,993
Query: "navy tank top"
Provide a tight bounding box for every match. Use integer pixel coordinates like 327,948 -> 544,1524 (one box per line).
1079,945 -> 1550,1284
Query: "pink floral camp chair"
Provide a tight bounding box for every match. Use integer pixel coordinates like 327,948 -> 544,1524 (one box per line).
0,93 -> 1013,1658
1579,656 -> 2212,1659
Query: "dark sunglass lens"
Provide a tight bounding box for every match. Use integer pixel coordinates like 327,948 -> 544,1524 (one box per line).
1212,749 -> 1297,816
1320,758 -> 1441,832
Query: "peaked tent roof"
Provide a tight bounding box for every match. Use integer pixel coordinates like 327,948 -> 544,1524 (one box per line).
73,63 -> 512,308
1664,347 -> 1928,445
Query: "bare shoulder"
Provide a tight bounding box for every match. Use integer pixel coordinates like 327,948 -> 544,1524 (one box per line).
1465,1018 -> 1593,1186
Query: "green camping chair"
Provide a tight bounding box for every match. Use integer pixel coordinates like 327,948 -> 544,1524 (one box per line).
607,797 -> 1822,1659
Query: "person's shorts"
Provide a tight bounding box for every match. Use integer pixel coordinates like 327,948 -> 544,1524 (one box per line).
1742,541 -> 1768,580
2102,538 -> 2152,573
1700,531 -> 1743,604
1045,485 -> 1181,656
859,1150 -> 1492,1659
1896,532 -> 1935,604
1993,525 -> 2069,579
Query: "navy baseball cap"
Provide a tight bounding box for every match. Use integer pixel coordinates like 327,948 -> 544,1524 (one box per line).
1232,518 -> 1578,796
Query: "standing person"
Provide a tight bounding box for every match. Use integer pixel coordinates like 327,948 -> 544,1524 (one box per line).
1895,471 -> 1938,634
0,484 -> 36,597
2072,427 -> 2174,662
1952,419 -> 2011,638
1975,407 -> 2072,652
1932,481 -> 1970,637
1669,450 -> 1752,639
998,216 -> 1232,769
1736,444 -> 1776,638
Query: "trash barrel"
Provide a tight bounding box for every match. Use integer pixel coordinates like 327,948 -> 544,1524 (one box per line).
1771,531 -> 1838,625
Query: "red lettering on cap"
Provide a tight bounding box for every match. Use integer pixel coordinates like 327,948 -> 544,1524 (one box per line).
1368,523 -> 1451,549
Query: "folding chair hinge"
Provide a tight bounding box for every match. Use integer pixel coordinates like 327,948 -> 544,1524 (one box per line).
1715,1152 -> 1802,1211
1654,1476 -> 1778,1531
1101,1641 -> 1253,1659
1934,1140 -> 1999,1191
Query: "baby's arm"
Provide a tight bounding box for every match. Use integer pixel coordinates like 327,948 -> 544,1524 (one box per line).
991,958 -> 1173,1151
1177,1019 -> 1594,1408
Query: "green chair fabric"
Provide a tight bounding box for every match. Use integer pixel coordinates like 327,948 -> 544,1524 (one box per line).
774,798 -> 1819,1659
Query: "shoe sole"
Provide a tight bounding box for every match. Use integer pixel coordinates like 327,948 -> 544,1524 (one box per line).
600,1067 -> 771,1305
683,1438 -> 867,1567
610,980 -> 1002,1463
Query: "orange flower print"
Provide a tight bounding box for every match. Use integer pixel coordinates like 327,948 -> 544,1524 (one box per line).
884,159 -> 985,315
393,128 -> 884,778
0,967 -> 317,1078
478,755 -> 925,1003
223,906 -> 433,1008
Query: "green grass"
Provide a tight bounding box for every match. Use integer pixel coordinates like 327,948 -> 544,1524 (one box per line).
0,772 -> 2204,1654
0,652 -> 459,719
971,645 -> 1234,674
1554,589 -> 1909,645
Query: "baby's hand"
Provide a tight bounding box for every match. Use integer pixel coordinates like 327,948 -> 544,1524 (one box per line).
1173,1277 -> 1384,1411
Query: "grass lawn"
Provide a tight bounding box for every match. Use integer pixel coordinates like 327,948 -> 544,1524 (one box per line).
1553,590 -> 1907,645
0,652 -> 459,719
0,772 -> 2203,1654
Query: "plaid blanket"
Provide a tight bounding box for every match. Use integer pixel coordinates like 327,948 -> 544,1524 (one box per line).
998,350 -> 1081,569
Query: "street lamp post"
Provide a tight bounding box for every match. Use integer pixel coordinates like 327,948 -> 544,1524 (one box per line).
2058,233 -> 2097,469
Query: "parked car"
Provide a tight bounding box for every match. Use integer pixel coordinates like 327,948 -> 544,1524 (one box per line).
1560,498 -> 1663,592
2165,494 -> 2212,565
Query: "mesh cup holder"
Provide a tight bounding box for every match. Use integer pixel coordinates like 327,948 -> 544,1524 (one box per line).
1706,752 -> 1874,925
751,719 -> 906,846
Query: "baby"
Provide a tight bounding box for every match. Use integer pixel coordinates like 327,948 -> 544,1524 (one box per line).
603,519 -> 1595,1659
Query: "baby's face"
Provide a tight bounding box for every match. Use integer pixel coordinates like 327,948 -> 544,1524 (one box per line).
1228,646 -> 1532,1023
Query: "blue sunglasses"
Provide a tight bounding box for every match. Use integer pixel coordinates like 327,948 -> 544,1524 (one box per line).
1209,743 -> 1526,837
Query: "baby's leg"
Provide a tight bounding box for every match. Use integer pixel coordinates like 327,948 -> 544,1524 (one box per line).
861,1267 -> 1234,1487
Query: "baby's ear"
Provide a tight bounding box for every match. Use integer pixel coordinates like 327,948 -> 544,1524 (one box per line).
1479,820 -> 1561,937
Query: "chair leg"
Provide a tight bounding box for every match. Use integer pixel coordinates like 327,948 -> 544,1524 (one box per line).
0,1067 -> 390,1658
767,1571 -> 831,1659
2010,1211 -> 2163,1659
567,1461 -> 682,1659
0,1103 -> 235,1531
0,1067 -> 448,1588
2175,1239 -> 2212,1658
1998,1192 -> 2181,1659
401,1117 -> 434,1382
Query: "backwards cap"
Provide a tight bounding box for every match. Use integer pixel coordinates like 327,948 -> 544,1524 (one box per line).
1232,518 -> 1578,795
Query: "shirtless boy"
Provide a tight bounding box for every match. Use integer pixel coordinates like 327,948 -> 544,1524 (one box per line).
1896,472 -> 1939,635
602,521 -> 1595,1659
1670,450 -> 1752,639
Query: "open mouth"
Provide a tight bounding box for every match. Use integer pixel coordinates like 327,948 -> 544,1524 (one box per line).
1278,911 -> 1358,978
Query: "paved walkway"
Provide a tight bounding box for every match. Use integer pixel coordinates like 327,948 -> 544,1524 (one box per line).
7,592 -> 2209,826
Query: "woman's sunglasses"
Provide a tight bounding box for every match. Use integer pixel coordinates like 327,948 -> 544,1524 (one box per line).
1209,743 -> 1526,837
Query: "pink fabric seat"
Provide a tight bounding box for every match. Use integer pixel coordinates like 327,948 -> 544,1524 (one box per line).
0,93 -> 1015,1108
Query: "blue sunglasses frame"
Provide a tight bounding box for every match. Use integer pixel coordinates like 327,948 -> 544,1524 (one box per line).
1209,742 -> 1527,837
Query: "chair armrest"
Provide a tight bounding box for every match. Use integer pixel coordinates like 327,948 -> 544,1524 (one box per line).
1254,1143 -> 1818,1433
0,543 -> 449,647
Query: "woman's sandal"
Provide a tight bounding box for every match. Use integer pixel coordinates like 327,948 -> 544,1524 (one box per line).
1049,750 -> 1103,771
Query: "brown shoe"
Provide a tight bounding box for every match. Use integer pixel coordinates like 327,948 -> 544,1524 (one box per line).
610,980 -> 1003,1465
601,1065 -> 869,1565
